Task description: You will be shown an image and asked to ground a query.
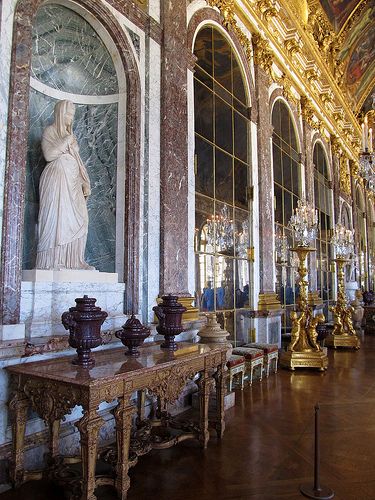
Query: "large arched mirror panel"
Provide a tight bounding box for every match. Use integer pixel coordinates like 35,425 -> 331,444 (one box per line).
272,99 -> 301,331
193,25 -> 251,346
313,142 -> 333,318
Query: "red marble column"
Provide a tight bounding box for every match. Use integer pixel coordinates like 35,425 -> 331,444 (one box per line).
255,67 -> 275,295
159,0 -> 190,295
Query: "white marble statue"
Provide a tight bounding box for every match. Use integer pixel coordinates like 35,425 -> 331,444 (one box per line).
36,100 -> 94,270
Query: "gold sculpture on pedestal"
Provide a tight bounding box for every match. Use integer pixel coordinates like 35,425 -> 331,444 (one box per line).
280,246 -> 328,370
280,200 -> 328,371
326,224 -> 359,349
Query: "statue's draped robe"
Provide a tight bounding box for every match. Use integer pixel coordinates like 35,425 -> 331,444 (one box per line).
36,101 -> 91,270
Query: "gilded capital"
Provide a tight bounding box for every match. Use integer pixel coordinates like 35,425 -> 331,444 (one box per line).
300,95 -> 315,127
252,34 -> 273,75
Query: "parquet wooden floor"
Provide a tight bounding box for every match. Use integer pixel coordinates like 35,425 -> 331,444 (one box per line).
2,332 -> 375,499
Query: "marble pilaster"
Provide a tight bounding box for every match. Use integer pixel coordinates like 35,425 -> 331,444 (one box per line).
255,66 -> 275,295
159,0 -> 190,295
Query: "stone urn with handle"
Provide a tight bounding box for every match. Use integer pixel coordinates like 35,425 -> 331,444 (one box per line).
153,295 -> 187,350
62,295 -> 108,367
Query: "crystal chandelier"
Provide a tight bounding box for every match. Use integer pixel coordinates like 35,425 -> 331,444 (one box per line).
206,204 -> 233,251
359,114 -> 375,193
288,199 -> 319,247
331,223 -> 354,260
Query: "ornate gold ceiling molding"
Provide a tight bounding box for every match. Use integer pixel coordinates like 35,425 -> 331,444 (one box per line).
256,0 -> 278,21
306,7 -> 335,59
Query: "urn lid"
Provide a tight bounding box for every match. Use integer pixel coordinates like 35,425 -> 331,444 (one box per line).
199,313 -> 229,340
72,295 -> 100,312
121,314 -> 150,335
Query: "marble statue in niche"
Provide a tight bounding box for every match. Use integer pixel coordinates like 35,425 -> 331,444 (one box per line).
36,99 -> 94,270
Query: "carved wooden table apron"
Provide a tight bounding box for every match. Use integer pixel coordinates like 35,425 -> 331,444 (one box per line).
7,342 -> 227,500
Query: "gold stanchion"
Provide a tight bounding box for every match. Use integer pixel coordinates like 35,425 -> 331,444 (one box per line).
326,257 -> 360,349
280,246 -> 328,371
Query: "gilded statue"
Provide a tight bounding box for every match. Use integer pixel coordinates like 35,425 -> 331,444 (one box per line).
308,313 -> 324,351
289,310 -> 306,351
36,100 -> 94,270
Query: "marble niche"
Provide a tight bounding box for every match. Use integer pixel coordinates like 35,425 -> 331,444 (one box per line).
16,4 -> 128,340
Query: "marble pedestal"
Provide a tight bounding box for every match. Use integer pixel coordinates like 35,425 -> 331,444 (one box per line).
19,270 -> 127,339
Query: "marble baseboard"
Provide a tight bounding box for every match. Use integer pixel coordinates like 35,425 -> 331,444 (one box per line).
23,269 -> 119,284
0,324 -> 26,341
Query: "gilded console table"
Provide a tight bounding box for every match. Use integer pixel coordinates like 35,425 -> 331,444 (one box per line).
7,342 -> 227,500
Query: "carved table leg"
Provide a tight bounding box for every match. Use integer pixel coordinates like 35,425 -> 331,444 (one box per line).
76,409 -> 104,500
114,396 -> 136,500
197,371 -> 210,449
8,391 -> 29,487
214,363 -> 226,439
48,419 -> 61,462
136,390 -> 146,422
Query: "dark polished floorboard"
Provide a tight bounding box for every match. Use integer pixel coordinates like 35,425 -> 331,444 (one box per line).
2,332 -> 375,499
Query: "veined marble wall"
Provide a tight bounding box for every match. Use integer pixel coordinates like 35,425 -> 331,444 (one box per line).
24,4 -> 119,273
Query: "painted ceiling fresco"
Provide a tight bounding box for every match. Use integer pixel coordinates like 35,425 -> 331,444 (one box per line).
319,0 -> 375,111
319,0 -> 361,32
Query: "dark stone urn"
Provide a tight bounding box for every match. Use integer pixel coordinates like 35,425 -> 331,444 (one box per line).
153,295 -> 187,350
115,315 -> 150,356
62,295 -> 108,367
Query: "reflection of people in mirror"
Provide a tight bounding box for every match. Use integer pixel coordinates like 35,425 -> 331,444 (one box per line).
36,100 -> 94,271
202,282 -> 214,311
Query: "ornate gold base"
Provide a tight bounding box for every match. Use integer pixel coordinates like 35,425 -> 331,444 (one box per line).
280,350 -> 328,371
325,334 -> 360,349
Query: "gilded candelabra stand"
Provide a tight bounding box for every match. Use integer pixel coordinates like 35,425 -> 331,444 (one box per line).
280,246 -> 328,371
326,224 -> 360,349
325,257 -> 360,350
280,200 -> 328,371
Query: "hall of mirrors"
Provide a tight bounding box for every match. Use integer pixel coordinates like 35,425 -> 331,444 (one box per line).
0,0 -> 374,494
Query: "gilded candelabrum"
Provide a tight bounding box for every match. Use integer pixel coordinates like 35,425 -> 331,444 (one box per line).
280,246 -> 328,371
325,258 -> 360,349
280,199 -> 328,370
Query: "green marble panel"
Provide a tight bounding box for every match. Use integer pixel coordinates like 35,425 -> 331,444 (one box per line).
31,4 -> 118,96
